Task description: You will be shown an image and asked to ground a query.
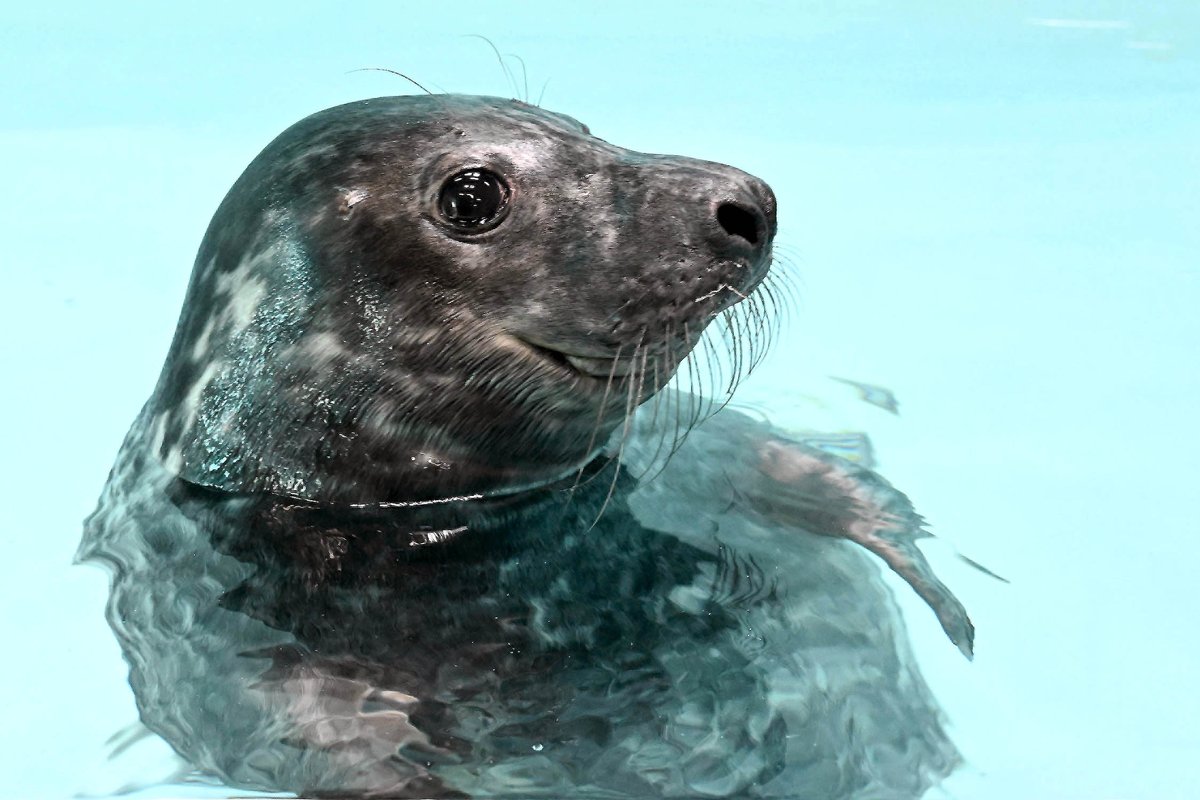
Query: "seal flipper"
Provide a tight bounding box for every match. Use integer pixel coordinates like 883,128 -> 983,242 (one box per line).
618,395 -> 975,659
746,437 -> 975,659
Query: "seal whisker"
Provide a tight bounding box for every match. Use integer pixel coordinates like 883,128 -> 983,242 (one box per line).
346,67 -> 434,96
682,341 -> 710,430
761,282 -> 786,343
749,271 -> 776,327
641,334 -> 701,488
587,342 -> 644,530
672,357 -> 700,450
568,342 -> 627,497
700,324 -> 717,389
647,344 -> 665,428
681,321 -> 707,437
641,323 -> 697,483
744,287 -> 763,359
664,328 -> 692,463
728,302 -> 756,381
696,321 -> 744,421
756,294 -> 779,372
729,303 -> 748,376
709,338 -> 736,418
766,258 -> 792,305
636,342 -> 651,405
740,292 -> 772,375
618,335 -> 647,434
761,281 -> 787,358
714,324 -> 733,395
703,331 -> 727,408
697,334 -> 718,407
722,284 -> 749,302
633,357 -> 680,484
761,265 -> 794,331
505,52 -> 531,104
747,308 -> 766,375
678,328 -> 698,434
463,34 -> 520,99
769,252 -> 805,313
731,297 -> 757,376
721,307 -> 743,395
660,320 -> 682,441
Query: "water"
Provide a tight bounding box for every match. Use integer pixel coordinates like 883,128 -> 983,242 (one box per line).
2,1 -> 1197,798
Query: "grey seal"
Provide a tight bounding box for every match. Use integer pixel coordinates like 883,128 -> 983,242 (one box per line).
80,94 -> 972,799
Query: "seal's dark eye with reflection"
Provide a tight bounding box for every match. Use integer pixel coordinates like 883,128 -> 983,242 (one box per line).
437,169 -> 510,231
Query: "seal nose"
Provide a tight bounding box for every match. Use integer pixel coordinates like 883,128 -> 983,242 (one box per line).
717,203 -> 762,245
714,177 -> 776,260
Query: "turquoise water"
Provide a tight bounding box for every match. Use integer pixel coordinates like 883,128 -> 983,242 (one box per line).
2,1 -> 1197,798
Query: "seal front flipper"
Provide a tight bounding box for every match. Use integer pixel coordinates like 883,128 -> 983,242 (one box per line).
743,436 -> 975,659
619,395 -> 975,659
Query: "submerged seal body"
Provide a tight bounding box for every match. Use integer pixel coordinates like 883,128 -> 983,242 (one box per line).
81,95 -> 971,798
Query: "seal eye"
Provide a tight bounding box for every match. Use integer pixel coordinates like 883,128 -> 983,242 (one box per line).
437,169 -> 510,231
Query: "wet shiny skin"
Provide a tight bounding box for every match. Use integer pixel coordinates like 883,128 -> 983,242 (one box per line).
80,95 -> 967,798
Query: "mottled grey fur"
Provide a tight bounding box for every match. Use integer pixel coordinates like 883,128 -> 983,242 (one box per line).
81,95 -> 968,799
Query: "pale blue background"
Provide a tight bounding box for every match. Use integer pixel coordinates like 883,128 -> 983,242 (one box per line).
1,1 -> 1197,798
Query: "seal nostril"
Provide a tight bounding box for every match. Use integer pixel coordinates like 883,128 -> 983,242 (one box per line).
717,203 -> 760,246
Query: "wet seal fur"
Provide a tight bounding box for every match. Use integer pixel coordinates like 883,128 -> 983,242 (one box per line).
81,95 -> 972,799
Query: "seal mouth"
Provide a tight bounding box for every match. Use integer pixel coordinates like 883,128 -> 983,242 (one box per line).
515,337 -> 641,381
562,353 -> 642,379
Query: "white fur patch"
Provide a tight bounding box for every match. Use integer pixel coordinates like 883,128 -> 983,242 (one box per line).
301,331 -> 348,363
148,411 -> 168,460
190,317 -> 216,361
213,245 -> 274,333
164,361 -> 223,475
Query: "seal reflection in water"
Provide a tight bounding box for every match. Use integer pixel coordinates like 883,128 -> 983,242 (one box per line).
80,95 -> 974,799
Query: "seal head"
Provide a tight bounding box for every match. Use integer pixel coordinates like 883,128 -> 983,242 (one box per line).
149,95 -> 776,504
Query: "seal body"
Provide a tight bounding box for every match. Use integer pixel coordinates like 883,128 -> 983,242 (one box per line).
81,95 -> 967,798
